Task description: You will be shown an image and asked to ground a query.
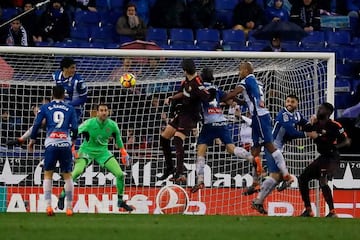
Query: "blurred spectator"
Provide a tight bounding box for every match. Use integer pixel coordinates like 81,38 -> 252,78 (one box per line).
21,1 -> 42,45
150,0 -> 186,28
232,0 -> 265,35
187,0 -> 216,29
290,0 -> 320,32
38,0 -> 70,43
109,57 -> 142,82
317,0 -> 337,15
262,37 -> 286,51
347,0 -> 360,18
265,0 -> 290,22
116,3 -> 147,41
63,0 -> 97,12
4,18 -> 28,46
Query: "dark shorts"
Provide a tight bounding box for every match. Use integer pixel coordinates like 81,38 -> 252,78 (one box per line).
301,152 -> 340,180
197,123 -> 233,145
44,144 -> 73,173
169,113 -> 199,136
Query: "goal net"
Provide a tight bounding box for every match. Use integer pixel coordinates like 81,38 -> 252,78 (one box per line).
0,47 -> 335,216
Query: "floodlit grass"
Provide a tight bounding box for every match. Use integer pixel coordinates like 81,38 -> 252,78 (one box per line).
0,213 -> 359,240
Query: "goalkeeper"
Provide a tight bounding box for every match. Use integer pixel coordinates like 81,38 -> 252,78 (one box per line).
57,103 -> 133,212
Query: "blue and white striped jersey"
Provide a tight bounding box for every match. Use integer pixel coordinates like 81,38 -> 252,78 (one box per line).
31,100 -> 78,148
52,70 -> 88,111
272,108 -> 308,149
202,82 -> 227,124
239,74 -> 269,117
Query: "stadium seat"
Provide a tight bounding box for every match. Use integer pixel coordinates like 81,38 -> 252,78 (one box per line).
325,30 -> 351,47
146,28 -> 168,45
78,42 -> 105,48
335,78 -> 351,93
109,0 -> 125,11
90,26 -> 114,43
222,29 -> 246,47
336,62 -> 356,77
196,29 -> 220,50
70,26 -> 91,42
169,28 -> 194,46
2,8 -> 19,21
300,31 -> 325,47
35,42 -> 53,47
74,10 -> 101,27
96,0 -> 110,12
215,10 -> 234,29
104,43 -> 121,49
53,42 -> 79,48
100,10 -> 122,26
215,0 -> 238,11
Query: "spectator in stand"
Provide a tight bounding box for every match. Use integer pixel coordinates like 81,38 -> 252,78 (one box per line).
262,37 -> 286,51
65,0 -> 97,12
149,0 -> 186,28
187,0 -> 216,29
21,1 -> 42,45
116,3 -> 147,41
38,0 -> 70,43
232,0 -> 265,35
290,0 -> 320,32
4,18 -> 28,46
317,0 -> 337,15
265,0 -> 289,22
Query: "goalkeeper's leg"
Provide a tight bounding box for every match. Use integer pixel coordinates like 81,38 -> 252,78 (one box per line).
57,158 -> 87,210
104,157 -> 133,212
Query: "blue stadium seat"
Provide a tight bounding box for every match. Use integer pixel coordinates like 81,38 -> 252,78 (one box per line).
335,78 -> 351,93
90,26 -> 114,42
53,42 -> 79,48
215,10 -> 234,29
74,11 -> 101,26
300,31 -> 325,47
336,62 -> 356,77
196,29 -> 220,50
104,43 -> 121,49
222,29 -> 245,46
78,42 -> 105,48
70,26 -> 90,42
325,30 -> 351,47
146,28 -> 168,45
215,0 -> 238,11
109,0 -> 125,11
2,8 -> 19,21
100,10 -> 122,26
96,0 -> 110,12
35,42 -> 53,47
169,28 -> 194,45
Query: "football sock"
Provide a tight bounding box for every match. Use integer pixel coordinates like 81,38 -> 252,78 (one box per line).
196,156 -> 205,182
64,178 -> 74,209
160,136 -> 173,170
173,136 -> 184,174
255,177 -> 277,204
105,157 -> 124,195
321,185 -> 335,210
234,146 -> 252,160
43,179 -> 52,207
60,158 -> 87,198
272,149 -> 289,176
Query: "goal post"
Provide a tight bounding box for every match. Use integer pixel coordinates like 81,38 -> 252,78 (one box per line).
0,47 -> 335,216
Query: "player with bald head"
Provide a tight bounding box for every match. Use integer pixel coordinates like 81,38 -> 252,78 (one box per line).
223,61 -> 294,214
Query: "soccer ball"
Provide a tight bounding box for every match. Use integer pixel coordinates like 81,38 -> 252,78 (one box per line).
120,73 -> 136,88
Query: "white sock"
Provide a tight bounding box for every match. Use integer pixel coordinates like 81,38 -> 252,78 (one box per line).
64,179 -> 74,210
255,177 -> 277,204
234,146 -> 253,162
43,179 -> 52,207
272,149 -> 289,176
196,156 -> 205,183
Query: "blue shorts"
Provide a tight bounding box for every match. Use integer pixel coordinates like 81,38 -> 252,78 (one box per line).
44,144 -> 73,173
264,148 -> 280,173
251,114 -> 273,147
197,122 -> 233,145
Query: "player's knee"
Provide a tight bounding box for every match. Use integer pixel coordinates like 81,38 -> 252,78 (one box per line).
173,136 -> 184,150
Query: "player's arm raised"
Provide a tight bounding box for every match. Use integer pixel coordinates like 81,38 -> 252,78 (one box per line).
222,86 -> 244,102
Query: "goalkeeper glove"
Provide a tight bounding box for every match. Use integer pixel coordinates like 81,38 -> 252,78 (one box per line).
120,148 -> 131,166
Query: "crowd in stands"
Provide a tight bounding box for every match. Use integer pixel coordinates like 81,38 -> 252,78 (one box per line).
1,0 -> 360,153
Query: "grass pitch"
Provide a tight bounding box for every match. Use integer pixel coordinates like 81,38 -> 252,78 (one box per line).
0,213 -> 359,240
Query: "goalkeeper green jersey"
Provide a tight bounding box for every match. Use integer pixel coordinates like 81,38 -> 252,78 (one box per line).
78,117 -> 124,155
